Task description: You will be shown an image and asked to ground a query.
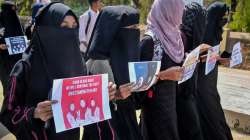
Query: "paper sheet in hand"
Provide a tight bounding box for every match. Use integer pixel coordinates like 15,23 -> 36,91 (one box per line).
5,36 -> 28,55
205,45 -> 220,75
178,47 -> 200,84
230,42 -> 242,68
129,61 -> 161,92
52,74 -> 111,133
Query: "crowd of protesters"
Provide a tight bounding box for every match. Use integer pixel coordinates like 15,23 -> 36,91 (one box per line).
0,0 -> 233,140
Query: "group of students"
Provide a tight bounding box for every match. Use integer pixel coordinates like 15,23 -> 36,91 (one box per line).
0,0 -> 234,140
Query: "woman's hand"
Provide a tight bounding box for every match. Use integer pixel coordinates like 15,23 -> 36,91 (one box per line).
158,66 -> 184,81
217,56 -> 231,66
199,44 -> 211,54
34,100 -> 58,122
0,44 -> 7,50
108,82 -> 117,101
200,54 -> 209,63
115,83 -> 135,100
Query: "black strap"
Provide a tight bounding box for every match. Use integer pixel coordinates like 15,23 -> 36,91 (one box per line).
85,11 -> 92,36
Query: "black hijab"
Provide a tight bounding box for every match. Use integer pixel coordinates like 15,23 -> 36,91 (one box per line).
87,5 -> 140,85
21,2 -> 86,104
181,2 -> 207,51
203,2 -> 229,46
0,1 -> 24,43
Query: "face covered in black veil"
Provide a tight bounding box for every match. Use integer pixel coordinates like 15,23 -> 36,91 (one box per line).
0,2 -> 85,140
87,5 -> 140,86
29,2 -> 86,90
203,2 -> 229,46
180,2 -> 207,51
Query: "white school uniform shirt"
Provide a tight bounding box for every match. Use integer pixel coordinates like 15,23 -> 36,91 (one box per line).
79,8 -> 99,53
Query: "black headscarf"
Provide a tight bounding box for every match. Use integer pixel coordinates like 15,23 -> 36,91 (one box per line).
21,2 -> 86,105
19,2 -> 85,138
181,2 -> 207,51
0,1 -> 24,43
87,5 -> 140,85
203,2 -> 229,46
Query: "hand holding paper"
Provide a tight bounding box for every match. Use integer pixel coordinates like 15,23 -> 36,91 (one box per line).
129,61 -> 161,92
158,66 -> 184,81
199,44 -> 211,54
218,57 -> 231,67
34,100 -> 58,122
115,83 -> 135,100
108,82 -> 117,101
0,44 -> 7,50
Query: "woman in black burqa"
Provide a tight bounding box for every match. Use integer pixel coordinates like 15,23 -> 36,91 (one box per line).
0,1 -> 24,97
0,2 -> 87,140
177,2 -> 207,140
196,2 -> 233,140
84,5 -> 143,140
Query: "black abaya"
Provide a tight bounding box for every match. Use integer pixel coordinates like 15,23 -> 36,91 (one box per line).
0,3 -> 86,140
139,35 -> 180,140
196,2 -> 233,140
177,3 -> 206,140
84,6 -> 142,140
0,1 -> 24,97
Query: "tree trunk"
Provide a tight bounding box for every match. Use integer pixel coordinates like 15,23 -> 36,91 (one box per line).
132,0 -> 140,8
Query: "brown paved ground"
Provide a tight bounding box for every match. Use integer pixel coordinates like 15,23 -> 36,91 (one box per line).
1,67 -> 250,139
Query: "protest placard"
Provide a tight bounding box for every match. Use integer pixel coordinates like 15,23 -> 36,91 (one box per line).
5,36 -> 28,55
230,42 -> 243,68
129,61 -> 161,92
205,45 -> 220,75
178,47 -> 200,84
52,74 -> 111,133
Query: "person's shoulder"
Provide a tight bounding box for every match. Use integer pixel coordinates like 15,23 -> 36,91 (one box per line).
140,35 -> 154,48
141,35 -> 153,43
80,10 -> 90,19
10,59 -> 30,78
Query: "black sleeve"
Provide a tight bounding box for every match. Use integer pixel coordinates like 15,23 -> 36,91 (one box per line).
133,36 -> 155,110
140,35 -> 154,61
0,61 -> 36,135
220,51 -> 231,58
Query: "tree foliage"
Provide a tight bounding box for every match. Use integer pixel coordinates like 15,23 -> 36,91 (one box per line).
229,0 -> 250,32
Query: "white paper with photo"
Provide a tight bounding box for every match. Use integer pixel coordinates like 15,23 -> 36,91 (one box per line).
5,36 -> 28,55
52,74 -> 111,133
230,42 -> 242,68
178,47 -> 200,84
205,45 -> 220,75
129,61 -> 161,92
183,0 -> 203,6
